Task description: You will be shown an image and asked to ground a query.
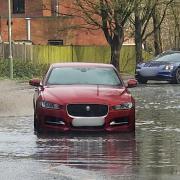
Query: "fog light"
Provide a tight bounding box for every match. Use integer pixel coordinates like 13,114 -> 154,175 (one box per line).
110,117 -> 129,126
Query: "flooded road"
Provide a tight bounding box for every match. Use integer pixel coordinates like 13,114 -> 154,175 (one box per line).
0,80 -> 180,180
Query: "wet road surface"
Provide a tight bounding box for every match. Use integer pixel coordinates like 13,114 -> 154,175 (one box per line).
0,80 -> 180,179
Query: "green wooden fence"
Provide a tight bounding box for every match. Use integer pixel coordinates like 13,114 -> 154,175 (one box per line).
0,43 -> 152,74
32,45 -> 151,74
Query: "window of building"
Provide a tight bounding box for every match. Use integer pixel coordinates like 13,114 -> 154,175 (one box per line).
48,40 -> 63,46
13,0 -> 25,14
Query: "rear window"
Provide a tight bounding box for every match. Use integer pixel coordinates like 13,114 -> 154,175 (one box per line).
47,67 -> 122,86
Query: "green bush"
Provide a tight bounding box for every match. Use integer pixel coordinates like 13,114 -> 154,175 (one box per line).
0,59 -> 9,77
0,59 -> 49,79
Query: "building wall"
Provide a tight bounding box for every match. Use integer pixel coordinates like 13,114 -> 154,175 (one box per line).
1,18 -> 26,42
0,0 -> 109,45
0,0 -> 9,16
25,0 -> 43,17
0,0 -> 41,17
42,0 -> 52,16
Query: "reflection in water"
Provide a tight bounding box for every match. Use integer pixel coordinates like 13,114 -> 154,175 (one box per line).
0,83 -> 180,179
35,132 -> 137,175
130,84 -> 180,178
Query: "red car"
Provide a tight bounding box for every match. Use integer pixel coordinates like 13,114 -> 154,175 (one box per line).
29,63 -> 137,133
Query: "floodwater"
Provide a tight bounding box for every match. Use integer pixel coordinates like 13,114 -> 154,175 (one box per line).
0,80 -> 180,180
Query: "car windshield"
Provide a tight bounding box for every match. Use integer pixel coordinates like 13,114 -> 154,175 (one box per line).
155,52 -> 180,62
47,66 -> 122,86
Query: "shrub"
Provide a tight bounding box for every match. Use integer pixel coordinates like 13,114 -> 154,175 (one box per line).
0,59 -> 49,79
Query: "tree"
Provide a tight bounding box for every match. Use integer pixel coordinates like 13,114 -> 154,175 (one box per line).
133,0 -> 156,64
151,0 -> 174,55
131,0 -> 173,64
73,0 -> 136,71
170,0 -> 180,50
152,5 -> 162,56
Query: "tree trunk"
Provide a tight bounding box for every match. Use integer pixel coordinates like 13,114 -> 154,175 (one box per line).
152,7 -> 162,56
175,21 -> 180,50
110,29 -> 124,72
110,45 -> 120,71
178,29 -> 180,50
135,14 -> 143,64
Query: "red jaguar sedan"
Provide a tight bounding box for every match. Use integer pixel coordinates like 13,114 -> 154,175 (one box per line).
29,63 -> 137,133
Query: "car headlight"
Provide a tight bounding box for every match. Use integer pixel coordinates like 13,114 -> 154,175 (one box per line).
164,65 -> 174,70
112,102 -> 134,110
40,101 -> 62,110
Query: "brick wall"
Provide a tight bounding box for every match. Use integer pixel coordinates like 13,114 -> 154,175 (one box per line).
0,0 -> 108,45
0,0 -> 9,16
0,0 -> 44,17
25,0 -> 43,17
42,0 -> 52,16
55,0 -> 108,45
0,18 -> 26,42
0,16 -> 107,45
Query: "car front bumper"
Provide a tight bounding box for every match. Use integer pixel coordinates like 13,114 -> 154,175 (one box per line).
135,68 -> 174,81
36,107 -> 135,133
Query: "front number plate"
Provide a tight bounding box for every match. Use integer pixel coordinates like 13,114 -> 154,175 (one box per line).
72,117 -> 105,127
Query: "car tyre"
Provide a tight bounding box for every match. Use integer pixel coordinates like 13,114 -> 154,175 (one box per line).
171,67 -> 180,84
137,77 -> 148,84
34,112 -> 41,133
175,67 -> 180,84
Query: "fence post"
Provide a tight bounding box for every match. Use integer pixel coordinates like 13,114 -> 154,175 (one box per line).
24,43 -> 27,61
2,42 -> 5,59
30,45 -> 33,62
71,44 -> 73,62
0,42 -> 4,59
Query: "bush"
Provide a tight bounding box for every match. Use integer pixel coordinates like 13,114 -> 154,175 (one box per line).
0,59 -> 9,77
0,59 -> 49,79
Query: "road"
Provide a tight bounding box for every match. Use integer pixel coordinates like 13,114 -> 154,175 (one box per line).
0,79 -> 180,180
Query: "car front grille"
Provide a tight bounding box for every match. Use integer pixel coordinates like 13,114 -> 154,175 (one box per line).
67,104 -> 108,117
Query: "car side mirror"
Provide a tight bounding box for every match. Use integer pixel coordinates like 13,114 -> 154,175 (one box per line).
127,79 -> 137,88
29,79 -> 41,87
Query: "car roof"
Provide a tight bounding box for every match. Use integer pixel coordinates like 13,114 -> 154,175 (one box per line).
51,62 -> 115,68
160,50 -> 180,55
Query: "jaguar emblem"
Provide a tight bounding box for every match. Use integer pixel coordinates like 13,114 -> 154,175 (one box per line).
86,105 -> 91,112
